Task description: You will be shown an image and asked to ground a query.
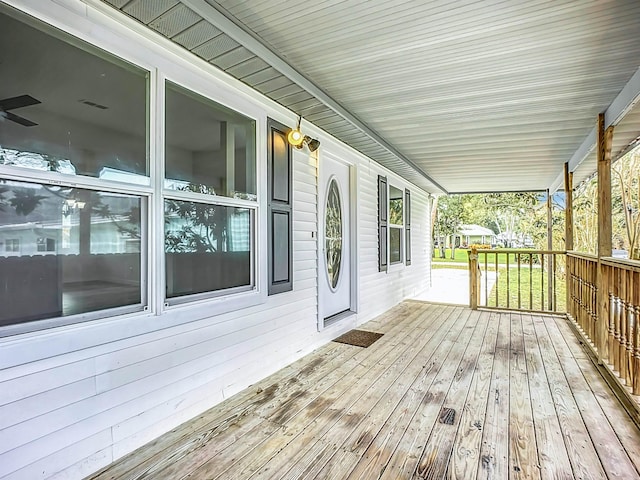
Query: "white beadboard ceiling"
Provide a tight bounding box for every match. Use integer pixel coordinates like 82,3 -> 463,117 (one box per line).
101,0 -> 640,194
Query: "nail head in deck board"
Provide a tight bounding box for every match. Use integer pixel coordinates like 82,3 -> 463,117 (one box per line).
332,329 -> 384,348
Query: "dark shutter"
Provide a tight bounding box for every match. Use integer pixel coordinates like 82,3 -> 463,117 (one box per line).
405,189 -> 411,265
378,175 -> 388,272
267,118 -> 293,294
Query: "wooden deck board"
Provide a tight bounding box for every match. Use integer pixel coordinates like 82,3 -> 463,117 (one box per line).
532,315 -> 608,480
88,303 -> 640,480
477,311 -> 511,480
508,313 -> 540,480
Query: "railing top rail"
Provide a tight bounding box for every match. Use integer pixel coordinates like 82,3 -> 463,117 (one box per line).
473,249 -> 566,255
601,256 -> 640,272
566,251 -> 598,261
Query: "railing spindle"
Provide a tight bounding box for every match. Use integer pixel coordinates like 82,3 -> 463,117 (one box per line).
541,253 -> 545,311
553,254 -> 557,312
609,265 -> 616,361
614,267 -> 622,373
529,253 -> 533,309
506,252 -> 510,309
495,252 -> 499,307
517,253 -> 522,309
625,268 -> 633,385
484,252 -> 488,307
632,271 -> 640,395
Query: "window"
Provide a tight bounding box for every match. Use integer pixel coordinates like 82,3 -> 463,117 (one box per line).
0,7 -> 148,330
5,239 -> 20,253
266,118 -> 293,294
389,185 -> 404,264
378,177 -> 411,270
165,82 -> 256,199
37,237 -> 56,252
0,180 -> 144,327
164,82 -> 256,303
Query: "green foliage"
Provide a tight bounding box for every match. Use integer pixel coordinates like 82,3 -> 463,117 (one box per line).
434,194 -> 470,236
389,198 -> 403,225
165,200 -> 225,253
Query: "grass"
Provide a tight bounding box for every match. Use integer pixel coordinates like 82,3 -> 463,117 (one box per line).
432,248 -> 470,262
433,248 -> 542,266
485,265 -> 566,313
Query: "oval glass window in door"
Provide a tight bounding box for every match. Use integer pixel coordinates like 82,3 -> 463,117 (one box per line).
325,178 -> 342,289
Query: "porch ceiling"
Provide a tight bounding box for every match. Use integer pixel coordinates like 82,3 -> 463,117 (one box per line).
100,0 -> 640,194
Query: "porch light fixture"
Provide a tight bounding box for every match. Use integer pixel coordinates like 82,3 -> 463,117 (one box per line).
305,136 -> 320,152
287,116 -> 321,152
287,116 -> 304,147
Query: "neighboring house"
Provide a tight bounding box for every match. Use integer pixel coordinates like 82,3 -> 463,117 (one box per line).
0,2 -> 431,479
457,224 -> 496,247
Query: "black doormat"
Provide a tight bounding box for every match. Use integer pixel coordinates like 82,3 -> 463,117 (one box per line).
332,329 -> 383,348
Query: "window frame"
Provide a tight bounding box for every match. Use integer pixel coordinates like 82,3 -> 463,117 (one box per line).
378,176 -> 412,271
388,184 -> 405,265
161,77 -> 261,307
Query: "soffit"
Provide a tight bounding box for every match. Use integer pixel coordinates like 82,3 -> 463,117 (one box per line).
101,0 -> 640,194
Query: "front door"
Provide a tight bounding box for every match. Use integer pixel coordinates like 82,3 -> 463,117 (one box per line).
319,155 -> 352,324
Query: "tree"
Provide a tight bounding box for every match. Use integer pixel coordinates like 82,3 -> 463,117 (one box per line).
434,195 -> 469,258
612,149 -> 640,259
479,193 -> 538,247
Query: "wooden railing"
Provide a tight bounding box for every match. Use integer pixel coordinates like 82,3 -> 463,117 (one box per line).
468,248 -> 566,313
567,252 -> 640,395
567,252 -> 598,342
602,258 -> 640,394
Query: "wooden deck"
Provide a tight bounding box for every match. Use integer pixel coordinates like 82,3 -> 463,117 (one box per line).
88,301 -> 640,480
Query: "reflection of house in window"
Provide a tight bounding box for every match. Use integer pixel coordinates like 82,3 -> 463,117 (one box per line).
37,237 -> 56,252
125,238 -> 141,253
228,209 -> 250,252
5,238 -> 20,252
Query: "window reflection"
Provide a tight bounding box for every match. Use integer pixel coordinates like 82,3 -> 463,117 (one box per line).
0,11 -> 149,183
165,82 -> 256,199
165,200 -> 252,298
390,228 -> 401,264
389,185 -> 404,226
0,179 -> 143,326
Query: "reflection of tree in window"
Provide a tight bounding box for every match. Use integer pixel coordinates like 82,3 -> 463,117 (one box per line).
165,200 -> 227,253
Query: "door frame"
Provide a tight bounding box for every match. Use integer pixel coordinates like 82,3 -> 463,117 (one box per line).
317,150 -> 359,331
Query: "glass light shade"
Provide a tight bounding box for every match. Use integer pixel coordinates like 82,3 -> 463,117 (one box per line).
287,128 -> 304,146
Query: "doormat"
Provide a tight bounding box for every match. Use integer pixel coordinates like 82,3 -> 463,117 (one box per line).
332,329 -> 383,348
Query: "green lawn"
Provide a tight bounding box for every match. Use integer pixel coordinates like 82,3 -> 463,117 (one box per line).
433,248 -> 540,266
432,248 -> 470,262
485,266 -> 566,312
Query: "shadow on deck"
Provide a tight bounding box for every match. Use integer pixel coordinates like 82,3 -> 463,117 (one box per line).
88,301 -> 640,479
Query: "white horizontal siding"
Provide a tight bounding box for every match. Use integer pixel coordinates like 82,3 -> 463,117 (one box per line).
357,162 -> 431,322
